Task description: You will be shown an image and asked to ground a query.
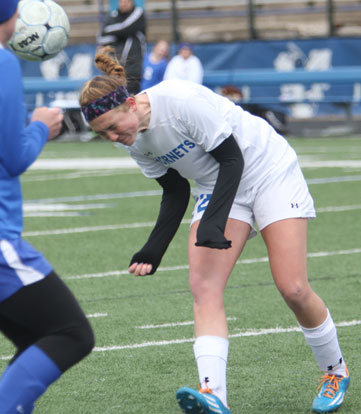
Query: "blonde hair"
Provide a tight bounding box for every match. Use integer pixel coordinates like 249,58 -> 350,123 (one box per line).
79,46 -> 128,107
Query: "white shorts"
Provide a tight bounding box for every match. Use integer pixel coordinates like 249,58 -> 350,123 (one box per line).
191,156 -> 316,239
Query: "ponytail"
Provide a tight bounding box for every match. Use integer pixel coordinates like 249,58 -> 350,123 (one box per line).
79,47 -> 128,107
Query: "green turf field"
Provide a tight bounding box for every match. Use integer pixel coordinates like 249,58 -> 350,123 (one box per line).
1,136 -> 360,413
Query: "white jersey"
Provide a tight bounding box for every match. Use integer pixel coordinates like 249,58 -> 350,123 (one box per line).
163,55 -> 203,84
124,80 -> 295,196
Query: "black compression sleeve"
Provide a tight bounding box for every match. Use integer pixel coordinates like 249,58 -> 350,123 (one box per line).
129,168 -> 190,274
195,134 -> 244,249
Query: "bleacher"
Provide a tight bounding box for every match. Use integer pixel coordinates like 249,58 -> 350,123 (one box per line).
57,0 -> 361,45
20,1 -> 361,137
56,0 -> 100,44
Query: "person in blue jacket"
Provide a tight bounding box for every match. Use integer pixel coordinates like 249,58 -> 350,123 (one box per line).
141,39 -> 169,90
0,2 -> 94,413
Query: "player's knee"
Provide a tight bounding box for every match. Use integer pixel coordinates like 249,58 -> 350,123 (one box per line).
279,281 -> 309,308
189,272 -> 222,305
39,316 -> 95,372
71,316 -> 95,360
59,319 -> 94,371
189,271 -> 209,299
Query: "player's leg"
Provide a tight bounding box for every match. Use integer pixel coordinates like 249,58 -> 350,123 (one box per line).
261,218 -> 327,326
262,218 -> 349,413
177,218 -> 250,414
189,218 -> 250,338
0,271 -> 94,413
253,147 -> 349,412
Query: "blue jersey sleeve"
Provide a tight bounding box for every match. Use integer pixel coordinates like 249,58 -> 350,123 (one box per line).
0,50 -> 48,177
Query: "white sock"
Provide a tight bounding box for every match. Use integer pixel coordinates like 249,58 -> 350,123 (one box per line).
193,335 -> 229,407
300,309 -> 347,376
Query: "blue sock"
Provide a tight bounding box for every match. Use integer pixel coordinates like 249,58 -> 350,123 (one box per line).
0,345 -> 61,414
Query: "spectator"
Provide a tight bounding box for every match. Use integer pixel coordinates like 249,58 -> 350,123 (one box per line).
97,0 -> 146,94
0,2 -> 94,412
164,42 -> 203,84
141,39 -> 169,90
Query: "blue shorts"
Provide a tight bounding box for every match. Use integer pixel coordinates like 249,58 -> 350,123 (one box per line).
0,238 -> 52,302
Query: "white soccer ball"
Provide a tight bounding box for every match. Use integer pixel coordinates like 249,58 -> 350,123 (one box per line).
8,0 -> 70,61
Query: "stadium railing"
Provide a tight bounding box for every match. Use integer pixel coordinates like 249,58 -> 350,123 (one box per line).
202,67 -> 361,127
24,66 -> 361,96
23,66 -> 361,130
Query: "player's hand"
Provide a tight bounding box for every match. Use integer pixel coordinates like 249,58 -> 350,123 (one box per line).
31,107 -> 64,140
128,262 -> 153,276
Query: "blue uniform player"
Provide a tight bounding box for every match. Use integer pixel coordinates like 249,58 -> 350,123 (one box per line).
0,2 -> 94,412
141,40 -> 169,90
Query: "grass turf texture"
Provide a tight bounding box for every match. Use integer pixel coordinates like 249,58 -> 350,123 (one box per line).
0,136 -> 360,413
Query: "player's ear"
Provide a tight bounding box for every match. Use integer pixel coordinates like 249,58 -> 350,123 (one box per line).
125,97 -> 137,111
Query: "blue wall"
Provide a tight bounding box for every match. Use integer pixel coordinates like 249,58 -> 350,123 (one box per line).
17,37 -> 361,117
19,37 -> 361,76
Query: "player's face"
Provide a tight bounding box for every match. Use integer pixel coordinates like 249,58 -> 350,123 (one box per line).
179,47 -> 192,60
90,100 -> 139,146
118,0 -> 133,12
154,41 -> 169,59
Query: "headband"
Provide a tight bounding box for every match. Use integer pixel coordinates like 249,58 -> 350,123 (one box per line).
81,85 -> 130,122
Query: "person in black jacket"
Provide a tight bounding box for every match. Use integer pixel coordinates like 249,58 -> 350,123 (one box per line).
97,0 -> 146,94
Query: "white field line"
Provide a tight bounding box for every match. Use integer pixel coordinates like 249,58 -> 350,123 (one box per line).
24,212 -> 87,217
317,205 -> 361,212
1,319 -> 359,360
307,175 -> 361,184
86,312 -> 108,318
300,160 -> 361,168
22,169 -> 139,182
23,221 -> 169,237
22,202 -> 361,236
24,167 -> 361,183
22,170 -> 361,194
25,190 -> 162,204
137,317 -> 237,329
64,247 -> 361,281
29,158 -> 361,170
22,202 -> 361,218
92,319 -> 361,353
23,174 -> 361,205
229,319 -> 361,339
29,158 -> 139,170
24,203 -> 113,211
23,202 -> 113,217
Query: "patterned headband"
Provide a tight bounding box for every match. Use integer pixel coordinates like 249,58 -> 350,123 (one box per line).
81,85 -> 130,122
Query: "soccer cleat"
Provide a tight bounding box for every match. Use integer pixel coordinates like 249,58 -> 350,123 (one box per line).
176,385 -> 230,414
312,367 -> 350,413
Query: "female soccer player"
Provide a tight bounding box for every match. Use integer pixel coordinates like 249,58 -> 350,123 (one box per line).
79,47 -> 349,414
0,2 -> 94,413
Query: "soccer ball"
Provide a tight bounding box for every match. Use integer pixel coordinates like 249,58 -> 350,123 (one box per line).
8,0 -> 70,61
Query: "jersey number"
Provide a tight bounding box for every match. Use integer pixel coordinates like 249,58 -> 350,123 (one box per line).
197,194 -> 211,212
